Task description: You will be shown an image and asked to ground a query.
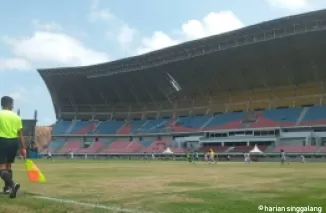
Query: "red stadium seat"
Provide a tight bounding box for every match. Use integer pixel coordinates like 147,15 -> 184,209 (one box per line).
141,140 -> 171,153
102,141 -> 143,153
77,142 -> 105,154
117,123 -> 132,134
58,141 -> 82,153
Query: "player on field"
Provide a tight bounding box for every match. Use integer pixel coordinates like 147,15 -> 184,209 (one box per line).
194,151 -> 199,163
280,149 -> 286,164
47,150 -> 52,160
204,152 -> 209,162
0,96 -> 26,198
190,151 -> 196,164
143,152 -> 149,162
301,154 -> 305,163
209,149 -> 216,164
186,153 -> 191,163
244,152 -> 250,164
69,150 -> 74,159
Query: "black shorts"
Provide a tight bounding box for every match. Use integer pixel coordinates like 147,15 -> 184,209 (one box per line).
0,137 -> 19,164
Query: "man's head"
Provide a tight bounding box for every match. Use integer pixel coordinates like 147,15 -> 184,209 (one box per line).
1,96 -> 14,110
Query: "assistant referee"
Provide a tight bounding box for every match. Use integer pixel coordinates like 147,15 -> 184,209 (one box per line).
0,96 -> 26,198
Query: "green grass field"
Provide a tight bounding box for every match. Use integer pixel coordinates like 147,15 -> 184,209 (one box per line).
0,160 -> 325,213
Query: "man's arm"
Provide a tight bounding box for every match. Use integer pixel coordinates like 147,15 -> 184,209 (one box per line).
17,118 -> 25,150
18,129 -> 25,149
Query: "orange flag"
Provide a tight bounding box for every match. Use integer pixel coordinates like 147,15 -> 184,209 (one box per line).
24,159 -> 46,183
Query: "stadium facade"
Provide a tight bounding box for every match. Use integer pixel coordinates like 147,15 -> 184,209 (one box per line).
38,9 -> 326,158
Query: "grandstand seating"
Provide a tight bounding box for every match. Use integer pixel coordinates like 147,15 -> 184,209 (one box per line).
102,141 -> 143,153
173,116 -> 210,132
70,121 -> 96,134
300,106 -> 326,125
263,108 -> 301,122
46,139 -> 65,153
51,106 -> 326,135
57,141 -> 82,153
130,120 -> 147,133
142,119 -> 170,133
77,141 -> 105,154
52,120 -> 71,134
250,108 -> 301,128
96,121 -> 124,134
117,123 -> 131,134
47,105 -> 326,154
204,112 -> 244,130
139,139 -> 154,147
142,140 -> 170,153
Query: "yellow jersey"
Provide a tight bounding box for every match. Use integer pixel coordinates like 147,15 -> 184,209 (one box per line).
0,110 -> 22,139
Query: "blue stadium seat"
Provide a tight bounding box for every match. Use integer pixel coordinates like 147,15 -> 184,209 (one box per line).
142,119 -> 169,133
52,120 -> 71,134
177,116 -> 211,129
302,106 -> 326,122
130,120 -> 147,133
263,108 -> 302,122
205,112 -> 244,128
70,121 -> 92,133
97,120 -> 124,134
48,139 -> 66,150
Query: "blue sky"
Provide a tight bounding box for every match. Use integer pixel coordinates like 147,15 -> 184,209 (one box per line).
0,0 -> 325,125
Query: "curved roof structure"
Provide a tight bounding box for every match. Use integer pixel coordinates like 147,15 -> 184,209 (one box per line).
38,9 -> 326,119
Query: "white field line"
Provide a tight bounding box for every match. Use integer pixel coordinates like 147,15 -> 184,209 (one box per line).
33,196 -> 156,213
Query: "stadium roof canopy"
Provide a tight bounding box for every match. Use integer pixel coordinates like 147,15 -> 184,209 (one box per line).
39,9 -> 326,118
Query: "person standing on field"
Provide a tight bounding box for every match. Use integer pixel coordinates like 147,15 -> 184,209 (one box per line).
0,96 -> 26,198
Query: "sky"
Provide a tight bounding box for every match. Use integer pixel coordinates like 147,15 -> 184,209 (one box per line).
1,0 -> 325,125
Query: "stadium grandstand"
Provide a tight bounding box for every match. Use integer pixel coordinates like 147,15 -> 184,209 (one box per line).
38,9 -> 326,158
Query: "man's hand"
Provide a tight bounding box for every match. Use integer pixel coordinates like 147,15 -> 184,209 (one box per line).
21,148 -> 26,158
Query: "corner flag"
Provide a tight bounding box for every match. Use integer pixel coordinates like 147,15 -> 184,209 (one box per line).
24,159 -> 46,183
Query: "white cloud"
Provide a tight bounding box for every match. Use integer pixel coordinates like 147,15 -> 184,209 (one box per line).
182,11 -> 243,39
117,25 -> 136,46
88,0 -> 136,48
266,0 -> 311,10
136,11 -> 243,54
32,20 -> 63,31
0,58 -> 31,71
4,31 -> 109,67
0,86 -> 28,103
88,0 -> 115,22
137,32 -> 178,54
